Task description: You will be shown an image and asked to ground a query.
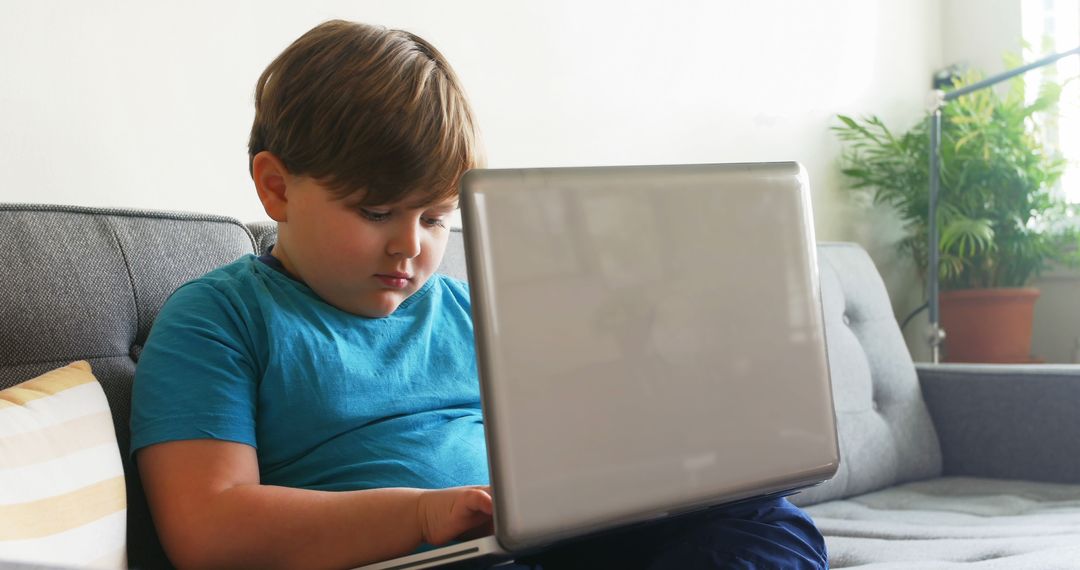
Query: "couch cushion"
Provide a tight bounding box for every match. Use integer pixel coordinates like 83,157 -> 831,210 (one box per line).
792,243 -> 943,506
0,204 -> 257,569
247,220 -> 276,255
806,477 -> 1080,568
0,361 -> 126,569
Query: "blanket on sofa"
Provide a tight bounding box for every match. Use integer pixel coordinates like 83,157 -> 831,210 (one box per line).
805,477 -> 1080,569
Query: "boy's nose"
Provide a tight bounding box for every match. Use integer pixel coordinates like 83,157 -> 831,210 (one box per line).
386,222 -> 422,259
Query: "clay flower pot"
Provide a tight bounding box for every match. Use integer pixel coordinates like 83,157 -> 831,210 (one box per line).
939,287 -> 1041,363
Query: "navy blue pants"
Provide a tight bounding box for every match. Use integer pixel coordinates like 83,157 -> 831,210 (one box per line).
499,497 -> 827,569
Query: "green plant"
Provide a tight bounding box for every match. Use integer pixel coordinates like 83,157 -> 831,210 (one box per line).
835,70 -> 1080,290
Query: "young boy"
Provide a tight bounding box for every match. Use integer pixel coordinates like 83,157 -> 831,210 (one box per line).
131,20 -> 827,569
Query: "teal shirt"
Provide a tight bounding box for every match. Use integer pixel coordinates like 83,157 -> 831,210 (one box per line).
130,255 -> 488,491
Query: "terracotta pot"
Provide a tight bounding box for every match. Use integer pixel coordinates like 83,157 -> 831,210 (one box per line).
939,287 -> 1040,363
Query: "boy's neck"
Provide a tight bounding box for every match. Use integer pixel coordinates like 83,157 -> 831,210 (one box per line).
257,245 -> 302,283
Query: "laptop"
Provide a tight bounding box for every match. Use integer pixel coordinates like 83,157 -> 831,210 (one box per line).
358,162 -> 839,570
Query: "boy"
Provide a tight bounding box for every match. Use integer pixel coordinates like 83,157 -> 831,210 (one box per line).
131,20 -> 827,569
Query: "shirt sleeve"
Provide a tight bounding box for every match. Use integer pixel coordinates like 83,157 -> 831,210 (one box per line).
130,281 -> 260,456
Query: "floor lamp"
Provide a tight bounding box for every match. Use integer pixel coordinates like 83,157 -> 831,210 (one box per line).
927,47 -> 1080,363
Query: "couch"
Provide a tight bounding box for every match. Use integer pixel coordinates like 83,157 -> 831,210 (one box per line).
2,203 -> 1079,569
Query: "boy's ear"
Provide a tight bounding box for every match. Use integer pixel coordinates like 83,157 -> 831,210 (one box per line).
252,151 -> 290,222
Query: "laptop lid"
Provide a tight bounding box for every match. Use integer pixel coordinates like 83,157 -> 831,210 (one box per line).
460,162 -> 839,552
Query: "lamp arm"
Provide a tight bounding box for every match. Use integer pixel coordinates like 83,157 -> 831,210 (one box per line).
944,46 -> 1080,101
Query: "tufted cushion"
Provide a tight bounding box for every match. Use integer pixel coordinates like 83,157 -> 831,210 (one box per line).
791,243 -> 942,506
0,204 -> 257,570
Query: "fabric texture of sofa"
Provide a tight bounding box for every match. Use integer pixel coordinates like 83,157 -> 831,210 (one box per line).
2,204 -> 1080,569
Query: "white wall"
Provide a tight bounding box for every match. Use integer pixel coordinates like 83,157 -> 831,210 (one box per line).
3,0 -> 945,349
942,0 -> 1023,78
2,1 -> 941,228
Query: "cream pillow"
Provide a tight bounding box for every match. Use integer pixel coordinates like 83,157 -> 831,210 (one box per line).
0,361 -> 127,569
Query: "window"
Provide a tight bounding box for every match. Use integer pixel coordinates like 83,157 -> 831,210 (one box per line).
1022,0 -> 1080,203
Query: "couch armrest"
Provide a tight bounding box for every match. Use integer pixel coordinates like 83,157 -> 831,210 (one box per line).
917,363 -> 1080,483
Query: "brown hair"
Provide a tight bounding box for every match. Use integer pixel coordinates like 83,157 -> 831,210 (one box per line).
249,20 -> 484,206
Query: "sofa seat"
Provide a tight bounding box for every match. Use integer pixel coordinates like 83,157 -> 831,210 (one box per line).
806,477 -> 1080,568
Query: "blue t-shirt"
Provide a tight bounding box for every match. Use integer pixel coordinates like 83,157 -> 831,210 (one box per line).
130,255 -> 489,491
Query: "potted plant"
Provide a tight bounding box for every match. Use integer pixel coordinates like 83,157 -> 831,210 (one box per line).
834,69 -> 1080,362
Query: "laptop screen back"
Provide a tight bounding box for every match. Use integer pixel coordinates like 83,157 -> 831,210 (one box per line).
460,162 -> 838,551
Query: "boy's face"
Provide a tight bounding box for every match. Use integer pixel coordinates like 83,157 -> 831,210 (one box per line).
272,177 -> 456,318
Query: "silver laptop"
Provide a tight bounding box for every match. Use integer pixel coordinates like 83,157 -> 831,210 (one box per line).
358,162 -> 839,570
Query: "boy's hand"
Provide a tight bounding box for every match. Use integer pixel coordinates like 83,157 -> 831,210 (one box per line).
417,486 -> 494,546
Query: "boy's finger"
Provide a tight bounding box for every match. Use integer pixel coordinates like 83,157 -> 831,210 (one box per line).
466,489 -> 493,514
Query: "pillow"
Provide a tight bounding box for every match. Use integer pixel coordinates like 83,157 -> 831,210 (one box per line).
0,361 -> 127,569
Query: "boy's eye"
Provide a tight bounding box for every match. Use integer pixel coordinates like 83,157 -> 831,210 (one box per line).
421,216 -> 446,229
358,208 -> 391,222
359,207 -> 445,229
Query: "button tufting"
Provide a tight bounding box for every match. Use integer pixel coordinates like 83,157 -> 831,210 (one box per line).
872,400 -> 881,412
842,313 -> 852,326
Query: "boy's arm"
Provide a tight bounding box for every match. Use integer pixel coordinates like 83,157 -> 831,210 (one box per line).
138,440 -> 493,570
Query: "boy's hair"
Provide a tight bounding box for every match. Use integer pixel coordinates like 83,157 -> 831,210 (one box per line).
249,20 -> 484,206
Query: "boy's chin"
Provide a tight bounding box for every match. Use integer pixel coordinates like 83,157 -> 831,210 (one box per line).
337,293 -> 407,319
318,280 -> 426,318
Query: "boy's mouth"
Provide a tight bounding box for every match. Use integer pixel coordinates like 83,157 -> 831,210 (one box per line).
375,272 -> 412,289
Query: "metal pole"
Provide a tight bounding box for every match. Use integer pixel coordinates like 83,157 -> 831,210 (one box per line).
944,46 -> 1080,102
928,105 -> 944,364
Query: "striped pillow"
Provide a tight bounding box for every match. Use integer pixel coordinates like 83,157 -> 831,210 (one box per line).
0,361 -> 127,569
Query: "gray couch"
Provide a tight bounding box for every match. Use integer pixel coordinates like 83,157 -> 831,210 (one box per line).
2,204 -> 1079,569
